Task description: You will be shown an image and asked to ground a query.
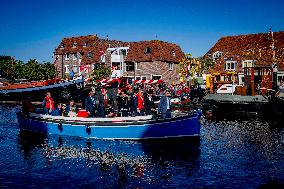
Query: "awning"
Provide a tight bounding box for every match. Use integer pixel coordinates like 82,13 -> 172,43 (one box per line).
134,79 -> 163,84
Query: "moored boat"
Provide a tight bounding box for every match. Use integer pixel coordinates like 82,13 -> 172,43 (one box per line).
0,78 -> 84,102
17,111 -> 202,140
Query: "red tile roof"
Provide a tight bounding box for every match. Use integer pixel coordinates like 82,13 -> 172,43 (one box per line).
205,31 -> 284,72
54,35 -> 129,64
125,40 -> 185,63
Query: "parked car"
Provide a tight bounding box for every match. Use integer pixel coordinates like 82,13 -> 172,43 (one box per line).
216,84 -> 241,94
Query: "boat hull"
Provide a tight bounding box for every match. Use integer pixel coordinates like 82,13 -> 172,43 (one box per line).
17,113 -> 201,140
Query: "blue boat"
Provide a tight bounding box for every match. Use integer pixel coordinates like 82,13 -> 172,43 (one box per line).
17,111 -> 202,140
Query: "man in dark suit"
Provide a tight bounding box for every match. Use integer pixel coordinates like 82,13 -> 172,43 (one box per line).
84,90 -> 96,117
158,90 -> 172,119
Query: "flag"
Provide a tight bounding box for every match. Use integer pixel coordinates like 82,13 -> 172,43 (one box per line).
269,28 -> 274,39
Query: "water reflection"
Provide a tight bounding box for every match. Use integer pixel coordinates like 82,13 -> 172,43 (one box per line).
17,130 -> 48,159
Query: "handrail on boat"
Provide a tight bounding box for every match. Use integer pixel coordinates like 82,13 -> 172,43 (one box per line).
28,113 -> 153,122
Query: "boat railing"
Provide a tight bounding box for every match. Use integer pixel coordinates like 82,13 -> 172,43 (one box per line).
28,113 -> 153,123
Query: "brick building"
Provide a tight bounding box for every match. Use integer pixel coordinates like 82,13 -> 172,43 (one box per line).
54,35 -> 185,83
204,31 -> 284,85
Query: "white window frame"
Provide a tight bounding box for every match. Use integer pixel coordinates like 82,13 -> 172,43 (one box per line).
65,53 -> 70,60
225,61 -> 237,71
135,62 -> 141,70
64,65 -> 70,73
152,75 -> 162,80
135,76 -> 147,80
169,63 -> 173,70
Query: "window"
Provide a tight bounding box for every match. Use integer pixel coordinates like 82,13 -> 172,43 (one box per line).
126,62 -> 134,71
135,77 -> 141,80
111,62 -> 121,70
73,53 -> 78,60
83,42 -> 88,47
64,65 -> 70,73
169,63 -> 173,70
72,43 -> 77,48
60,44 -> 64,49
225,61 -> 237,70
65,53 -> 70,60
145,47 -> 151,54
73,66 -> 79,73
120,49 -> 127,56
135,62 -> 141,70
213,51 -> 223,59
152,75 -> 162,80
172,51 -> 176,57
87,52 -> 93,59
142,76 -> 147,80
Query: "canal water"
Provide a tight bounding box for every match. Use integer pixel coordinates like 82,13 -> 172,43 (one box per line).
0,104 -> 283,188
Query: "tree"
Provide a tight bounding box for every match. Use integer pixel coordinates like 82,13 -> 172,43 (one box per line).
91,64 -> 112,81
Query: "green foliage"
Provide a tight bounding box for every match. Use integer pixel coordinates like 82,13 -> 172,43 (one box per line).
197,57 -> 214,73
91,64 -> 112,81
0,57 -> 57,81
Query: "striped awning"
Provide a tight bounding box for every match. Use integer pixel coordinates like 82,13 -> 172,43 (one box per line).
134,79 -> 163,84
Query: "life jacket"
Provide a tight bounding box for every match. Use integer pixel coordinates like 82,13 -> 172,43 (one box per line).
45,97 -> 55,110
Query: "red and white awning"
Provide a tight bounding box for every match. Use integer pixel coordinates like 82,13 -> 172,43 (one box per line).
134,79 -> 163,84
99,78 -> 121,83
98,78 -> 163,85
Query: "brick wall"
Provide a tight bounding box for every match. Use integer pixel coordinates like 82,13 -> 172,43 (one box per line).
123,61 -> 179,83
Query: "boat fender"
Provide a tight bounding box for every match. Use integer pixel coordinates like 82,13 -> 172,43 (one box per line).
58,122 -> 63,132
86,126 -> 91,135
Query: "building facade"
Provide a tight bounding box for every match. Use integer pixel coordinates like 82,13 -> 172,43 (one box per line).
54,35 -> 185,83
204,31 -> 284,85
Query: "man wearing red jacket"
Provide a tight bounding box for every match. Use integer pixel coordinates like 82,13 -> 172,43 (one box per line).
136,89 -> 145,116
42,92 -> 55,114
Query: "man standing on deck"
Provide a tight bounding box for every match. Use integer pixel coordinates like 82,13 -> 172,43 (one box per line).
42,92 -> 55,115
158,90 -> 172,119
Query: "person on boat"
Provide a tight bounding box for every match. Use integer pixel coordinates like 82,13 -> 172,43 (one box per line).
65,100 -> 78,115
61,103 -> 68,116
128,88 -> 137,116
117,90 -> 129,117
144,92 -> 157,116
96,88 -> 107,117
22,97 -> 35,115
51,103 -> 62,116
84,90 -> 97,117
136,89 -> 145,116
158,90 -> 172,119
42,92 -> 55,115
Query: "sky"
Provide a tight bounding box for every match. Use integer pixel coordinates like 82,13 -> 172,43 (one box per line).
0,0 -> 283,62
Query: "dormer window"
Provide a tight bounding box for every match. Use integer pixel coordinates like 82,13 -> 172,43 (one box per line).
83,42 -> 88,47
145,47 -> 151,54
172,51 -> 176,57
87,52 -> 93,59
72,43 -> 77,48
60,44 -> 64,49
213,51 -> 223,59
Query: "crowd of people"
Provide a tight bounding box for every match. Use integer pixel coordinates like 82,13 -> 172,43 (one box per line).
22,82 -> 205,119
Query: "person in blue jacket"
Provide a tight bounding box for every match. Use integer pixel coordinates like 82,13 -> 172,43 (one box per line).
51,103 -> 62,116
158,90 -> 172,119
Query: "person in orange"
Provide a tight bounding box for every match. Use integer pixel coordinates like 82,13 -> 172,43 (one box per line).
136,89 -> 145,116
42,92 -> 55,114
